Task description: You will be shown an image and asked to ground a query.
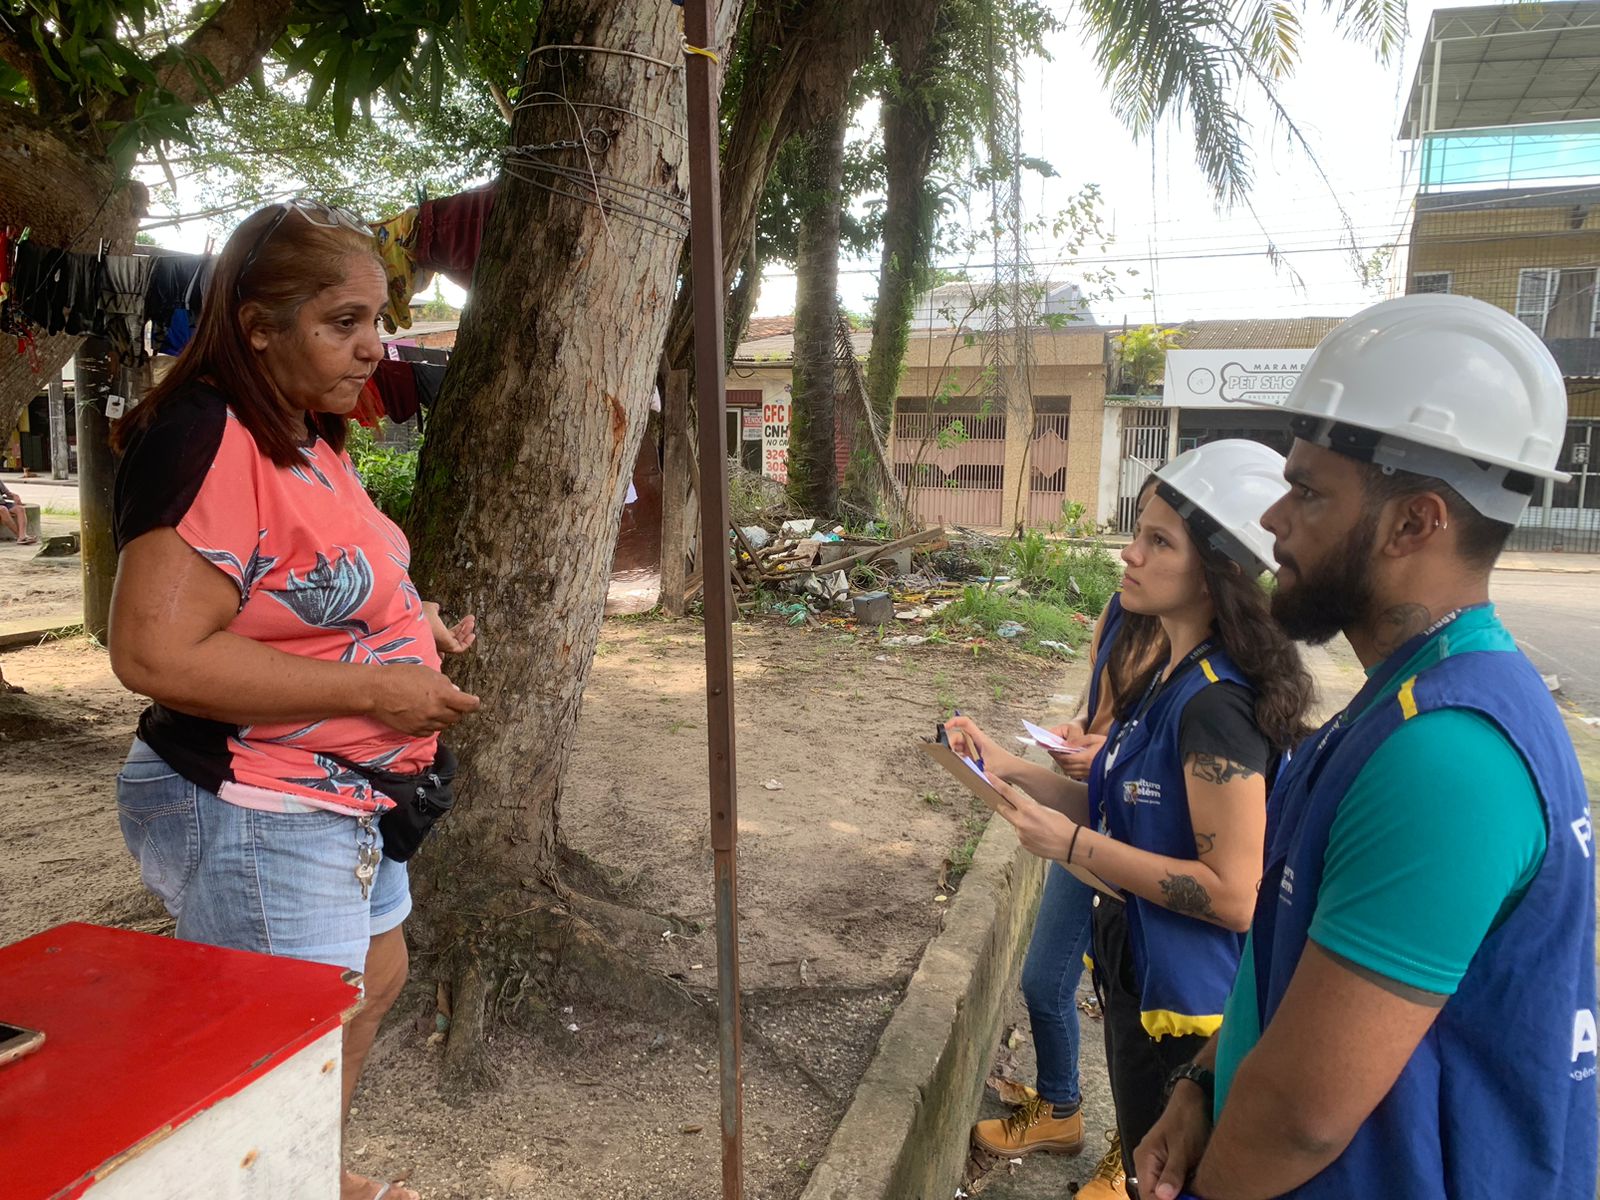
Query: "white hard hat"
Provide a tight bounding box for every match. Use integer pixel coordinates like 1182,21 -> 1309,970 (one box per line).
1281,293 -> 1569,523
1154,439 -> 1290,574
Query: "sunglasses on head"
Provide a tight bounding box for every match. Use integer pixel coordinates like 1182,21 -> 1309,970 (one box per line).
235,197 -> 374,301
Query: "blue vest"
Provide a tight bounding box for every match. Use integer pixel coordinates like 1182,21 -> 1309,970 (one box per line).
1252,629 -> 1598,1197
1087,593 -> 1125,722
1090,646 -> 1255,1040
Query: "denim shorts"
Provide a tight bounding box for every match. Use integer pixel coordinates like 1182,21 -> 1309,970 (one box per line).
116,738 -> 411,975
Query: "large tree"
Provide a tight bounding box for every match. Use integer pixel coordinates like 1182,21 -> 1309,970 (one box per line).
0,0 -> 294,433
404,0 -> 745,1079
783,101 -> 849,516
0,0 -> 535,433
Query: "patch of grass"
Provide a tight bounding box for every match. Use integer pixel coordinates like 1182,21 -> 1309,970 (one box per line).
921,789 -> 944,809
933,537 -> 1122,658
42,503 -> 77,517
667,719 -> 696,735
611,607 -> 668,625
946,815 -> 988,879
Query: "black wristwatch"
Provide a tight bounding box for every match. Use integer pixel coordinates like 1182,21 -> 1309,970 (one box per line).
1164,1062 -> 1216,1108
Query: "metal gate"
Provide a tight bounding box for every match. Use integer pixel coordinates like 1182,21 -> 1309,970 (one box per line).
1117,406 -> 1171,532
1510,419 -> 1600,553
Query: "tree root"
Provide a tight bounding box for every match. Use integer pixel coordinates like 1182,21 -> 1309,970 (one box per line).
428,885 -> 712,1100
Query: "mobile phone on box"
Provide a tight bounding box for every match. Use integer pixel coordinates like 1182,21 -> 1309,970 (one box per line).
0,1021 -> 44,1068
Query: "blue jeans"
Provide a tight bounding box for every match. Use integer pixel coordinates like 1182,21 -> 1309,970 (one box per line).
1021,862 -> 1094,1109
116,738 -> 411,974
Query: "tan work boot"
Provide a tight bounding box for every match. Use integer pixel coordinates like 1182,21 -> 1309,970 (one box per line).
1076,1129 -> 1130,1199
972,1094 -> 1085,1157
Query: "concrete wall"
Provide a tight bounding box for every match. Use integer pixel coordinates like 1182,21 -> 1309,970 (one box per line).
799,820 -> 1047,1200
889,329 -> 1112,526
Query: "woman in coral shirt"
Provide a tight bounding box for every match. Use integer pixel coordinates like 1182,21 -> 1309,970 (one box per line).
109,199 -> 476,1200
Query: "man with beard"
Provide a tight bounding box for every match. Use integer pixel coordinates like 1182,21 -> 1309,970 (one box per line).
1133,293 -> 1598,1200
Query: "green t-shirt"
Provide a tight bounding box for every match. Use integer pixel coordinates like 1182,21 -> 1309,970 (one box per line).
1213,607 -> 1548,1119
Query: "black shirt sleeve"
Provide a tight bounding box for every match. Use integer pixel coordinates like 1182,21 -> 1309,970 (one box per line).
1178,681 -> 1272,777
113,385 -> 228,552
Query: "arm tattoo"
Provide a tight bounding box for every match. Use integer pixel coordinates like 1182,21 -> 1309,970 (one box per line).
1160,872 -> 1221,921
1194,831 -> 1216,857
1189,753 -> 1260,784
1373,603 -> 1433,657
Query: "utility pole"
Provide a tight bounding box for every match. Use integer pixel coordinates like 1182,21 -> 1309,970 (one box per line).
682,2 -> 744,1196
980,11 -> 1038,534
48,373 -> 69,480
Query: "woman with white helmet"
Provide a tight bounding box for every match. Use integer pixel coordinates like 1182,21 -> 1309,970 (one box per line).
949,439 -> 1313,1198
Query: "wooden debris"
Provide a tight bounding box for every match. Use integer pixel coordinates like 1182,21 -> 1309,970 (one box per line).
683,525 -> 946,605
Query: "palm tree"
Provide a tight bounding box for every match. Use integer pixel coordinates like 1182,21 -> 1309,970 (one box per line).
843,0 -> 1407,519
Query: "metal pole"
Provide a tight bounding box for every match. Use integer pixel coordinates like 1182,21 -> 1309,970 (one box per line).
681,3 -> 744,1197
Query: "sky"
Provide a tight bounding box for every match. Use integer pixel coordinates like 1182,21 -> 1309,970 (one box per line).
754,0 -> 1444,323
142,0 -> 1451,326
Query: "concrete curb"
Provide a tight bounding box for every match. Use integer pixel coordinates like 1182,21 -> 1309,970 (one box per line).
800,816 -> 1046,1200
0,620 -> 83,652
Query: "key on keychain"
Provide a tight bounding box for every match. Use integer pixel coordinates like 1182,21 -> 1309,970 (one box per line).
355,842 -> 381,900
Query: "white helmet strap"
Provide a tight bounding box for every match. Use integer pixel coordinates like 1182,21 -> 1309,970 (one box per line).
1154,480 -> 1272,576
1290,417 -> 1538,526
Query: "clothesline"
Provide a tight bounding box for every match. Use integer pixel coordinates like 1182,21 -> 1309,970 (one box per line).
0,179 -> 500,381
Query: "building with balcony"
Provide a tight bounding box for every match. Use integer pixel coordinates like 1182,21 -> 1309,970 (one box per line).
1401,2 -> 1600,549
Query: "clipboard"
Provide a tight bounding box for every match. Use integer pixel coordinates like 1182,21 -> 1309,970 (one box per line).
919,740 -> 1120,898
920,740 -> 1017,811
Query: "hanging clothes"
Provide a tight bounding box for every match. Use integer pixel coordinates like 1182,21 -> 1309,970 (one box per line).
394,343 -> 449,365
62,252 -> 106,337
369,207 -> 432,334
0,228 -> 31,361
411,362 -> 446,412
146,255 -> 209,356
10,241 -> 67,332
372,359 -> 420,425
412,184 -> 496,288
100,255 -> 154,364
352,377 -> 387,429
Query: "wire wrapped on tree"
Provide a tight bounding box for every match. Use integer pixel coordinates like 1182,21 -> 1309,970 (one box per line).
505,45 -> 691,241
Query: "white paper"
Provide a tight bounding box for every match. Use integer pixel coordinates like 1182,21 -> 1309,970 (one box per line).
1022,720 -> 1071,752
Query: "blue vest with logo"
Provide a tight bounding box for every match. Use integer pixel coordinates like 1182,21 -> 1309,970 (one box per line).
1252,624 -> 1598,1197
1090,645 -> 1255,1040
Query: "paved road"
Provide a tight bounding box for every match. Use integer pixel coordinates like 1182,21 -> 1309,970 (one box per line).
1492,569 -> 1600,716
4,477 -> 79,516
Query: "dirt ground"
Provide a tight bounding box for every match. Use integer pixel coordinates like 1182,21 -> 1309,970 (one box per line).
0,597 -> 1087,1199
0,520 -> 80,629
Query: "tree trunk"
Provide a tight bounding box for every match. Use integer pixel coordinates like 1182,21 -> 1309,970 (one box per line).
785,103 -> 849,518
0,112 -> 145,445
405,0 -> 743,1080
847,4 -> 947,513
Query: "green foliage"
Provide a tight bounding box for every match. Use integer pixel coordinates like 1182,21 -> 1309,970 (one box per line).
347,423 -> 419,523
936,536 -> 1122,657
2,0 -> 529,187
155,65 -> 503,228
1073,0 -> 1407,205
275,0 -> 538,136
1113,323 -> 1187,396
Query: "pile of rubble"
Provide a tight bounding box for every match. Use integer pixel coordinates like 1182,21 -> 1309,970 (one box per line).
685,519 -> 953,629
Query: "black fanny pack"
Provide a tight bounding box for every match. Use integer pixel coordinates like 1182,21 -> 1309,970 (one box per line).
333,744 -> 458,862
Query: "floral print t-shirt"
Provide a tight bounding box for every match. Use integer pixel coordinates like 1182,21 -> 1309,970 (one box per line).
113,384 -> 440,815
